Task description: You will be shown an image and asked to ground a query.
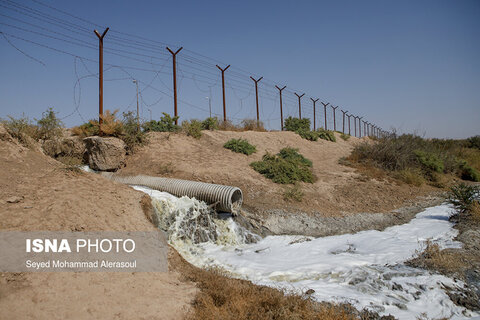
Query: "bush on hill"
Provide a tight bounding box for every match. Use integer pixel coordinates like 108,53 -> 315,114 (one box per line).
250,147 -> 315,184
224,138 -> 256,155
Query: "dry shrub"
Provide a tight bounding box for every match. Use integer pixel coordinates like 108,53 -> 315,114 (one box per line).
413,241 -> 468,275
469,201 -> 480,223
283,183 -> 304,202
182,120 -> 203,139
241,119 -> 266,132
72,109 -> 123,138
218,120 -> 242,131
99,110 -> 123,136
394,168 -> 424,186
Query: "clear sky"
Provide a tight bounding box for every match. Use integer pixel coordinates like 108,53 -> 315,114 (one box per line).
0,0 -> 479,138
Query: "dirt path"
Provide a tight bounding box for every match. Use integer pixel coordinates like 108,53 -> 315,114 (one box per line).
118,130 -> 435,218
0,126 -> 197,320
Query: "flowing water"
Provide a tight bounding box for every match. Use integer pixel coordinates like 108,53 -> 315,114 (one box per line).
134,185 -> 478,320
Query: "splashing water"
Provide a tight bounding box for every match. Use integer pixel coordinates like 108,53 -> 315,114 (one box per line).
134,185 -> 478,320
132,186 -> 258,255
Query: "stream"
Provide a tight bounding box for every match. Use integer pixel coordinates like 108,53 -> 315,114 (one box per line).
134,185 -> 478,320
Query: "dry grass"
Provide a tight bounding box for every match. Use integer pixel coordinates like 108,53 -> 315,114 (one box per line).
393,168 -> 424,186
218,120 -> 242,131
412,241 -> 468,275
283,183 -> 304,202
169,249 -> 357,320
469,201 -> 480,223
241,119 -> 266,132
339,158 -> 388,182
100,110 -> 124,136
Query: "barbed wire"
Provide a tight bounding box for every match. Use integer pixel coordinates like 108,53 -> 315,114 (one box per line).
0,0 -> 385,133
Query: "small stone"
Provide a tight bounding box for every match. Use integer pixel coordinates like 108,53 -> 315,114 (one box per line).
6,196 -> 23,203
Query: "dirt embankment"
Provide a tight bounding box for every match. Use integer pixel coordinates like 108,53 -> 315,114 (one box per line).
118,130 -> 441,235
0,126 -> 197,320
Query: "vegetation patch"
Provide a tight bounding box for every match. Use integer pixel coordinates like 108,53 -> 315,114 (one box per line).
340,133 -> 350,141
459,161 -> 480,182
448,183 -> 479,214
2,108 -> 64,147
347,134 -> 480,186
250,147 -> 315,184
297,129 -> 320,141
201,117 -> 219,130
241,119 -> 266,131
284,117 -> 336,142
142,112 -> 180,132
283,183 -> 304,202
36,108 -> 64,140
410,240 -> 468,275
223,138 -> 256,155
414,150 -> 444,173
170,250 -> 356,320
72,110 -> 147,152
467,135 -> 480,150
182,119 -> 203,139
393,168 -> 425,186
218,120 -> 241,131
284,116 -> 310,132
121,111 -> 148,152
317,128 -> 336,142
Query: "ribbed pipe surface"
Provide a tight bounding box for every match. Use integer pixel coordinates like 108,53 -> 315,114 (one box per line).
103,174 -> 243,213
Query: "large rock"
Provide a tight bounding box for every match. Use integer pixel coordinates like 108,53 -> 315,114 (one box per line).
83,136 -> 126,171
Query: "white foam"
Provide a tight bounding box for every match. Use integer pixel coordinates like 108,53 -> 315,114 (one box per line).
135,185 -> 478,320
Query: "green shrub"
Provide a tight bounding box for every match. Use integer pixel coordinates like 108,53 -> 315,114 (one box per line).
297,129 -> 319,141
414,150 -> 444,173
317,128 -> 336,142
182,120 -> 202,139
459,161 -> 480,182
284,117 -> 310,132
250,148 -> 314,184
223,139 -> 256,155
278,147 -> 312,167
467,135 -> 480,150
142,112 -> 180,132
121,111 -> 147,152
448,183 -> 480,213
340,133 -> 350,141
36,107 -> 63,140
283,183 -> 304,202
202,117 -> 219,130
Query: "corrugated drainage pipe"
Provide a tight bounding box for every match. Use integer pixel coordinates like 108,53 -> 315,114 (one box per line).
102,173 -> 243,214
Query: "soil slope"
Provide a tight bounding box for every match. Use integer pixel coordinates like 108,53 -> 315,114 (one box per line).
119,130 -> 434,217
0,126 -> 197,320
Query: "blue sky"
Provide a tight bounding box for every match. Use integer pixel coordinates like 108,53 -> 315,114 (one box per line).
0,0 -> 479,138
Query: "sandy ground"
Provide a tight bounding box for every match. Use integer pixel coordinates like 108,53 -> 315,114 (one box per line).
0,126 -> 197,320
119,130 -> 433,217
